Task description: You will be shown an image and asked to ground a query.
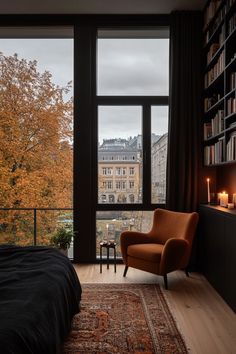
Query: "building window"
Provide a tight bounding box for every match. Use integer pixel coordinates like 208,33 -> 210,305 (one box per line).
108,195 -> 115,203
117,194 -> 127,203
116,181 -> 121,189
129,167 -> 135,175
129,194 -> 135,203
116,167 -> 121,175
129,181 -> 135,189
102,167 -> 113,175
101,195 -> 106,203
107,181 -> 113,189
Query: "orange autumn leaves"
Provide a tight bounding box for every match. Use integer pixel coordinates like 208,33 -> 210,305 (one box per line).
0,53 -> 73,210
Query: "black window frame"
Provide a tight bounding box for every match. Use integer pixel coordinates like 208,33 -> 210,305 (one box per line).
0,15 -> 169,262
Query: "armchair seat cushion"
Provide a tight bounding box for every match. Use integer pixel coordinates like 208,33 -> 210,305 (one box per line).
127,243 -> 163,262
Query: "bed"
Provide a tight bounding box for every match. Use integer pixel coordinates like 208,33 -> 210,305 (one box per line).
0,244 -> 82,354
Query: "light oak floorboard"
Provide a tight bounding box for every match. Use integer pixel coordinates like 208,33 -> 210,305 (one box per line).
74,264 -> 236,354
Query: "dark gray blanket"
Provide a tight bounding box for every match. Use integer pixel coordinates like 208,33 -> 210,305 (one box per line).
0,245 -> 82,354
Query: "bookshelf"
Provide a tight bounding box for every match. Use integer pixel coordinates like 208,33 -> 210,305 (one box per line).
203,0 -> 236,166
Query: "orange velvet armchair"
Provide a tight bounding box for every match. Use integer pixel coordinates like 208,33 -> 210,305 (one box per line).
120,208 -> 199,289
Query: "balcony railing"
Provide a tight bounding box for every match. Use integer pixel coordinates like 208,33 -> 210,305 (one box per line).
0,208 -> 73,257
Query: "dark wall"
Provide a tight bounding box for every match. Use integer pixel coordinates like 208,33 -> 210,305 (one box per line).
216,165 -> 236,201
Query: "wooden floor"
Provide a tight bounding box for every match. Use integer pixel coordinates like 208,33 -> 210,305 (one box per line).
74,264 -> 236,354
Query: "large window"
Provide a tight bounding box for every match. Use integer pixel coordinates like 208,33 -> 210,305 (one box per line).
0,22 -> 169,262
0,27 -> 73,252
96,29 -> 169,257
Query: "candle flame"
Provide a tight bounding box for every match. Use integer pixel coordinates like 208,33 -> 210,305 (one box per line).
207,178 -> 210,182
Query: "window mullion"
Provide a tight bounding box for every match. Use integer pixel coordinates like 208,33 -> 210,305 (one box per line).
142,104 -> 151,208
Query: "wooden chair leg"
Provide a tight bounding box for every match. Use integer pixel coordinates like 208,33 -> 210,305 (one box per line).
123,266 -> 128,277
163,274 -> 168,290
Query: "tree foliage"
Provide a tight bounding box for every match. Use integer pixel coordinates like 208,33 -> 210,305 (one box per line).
0,53 -> 73,209
0,53 -> 73,245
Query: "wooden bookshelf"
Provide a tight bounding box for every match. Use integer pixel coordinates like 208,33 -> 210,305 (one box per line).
203,0 -> 236,166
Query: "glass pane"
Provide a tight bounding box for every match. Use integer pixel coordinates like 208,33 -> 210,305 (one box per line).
98,106 -> 142,204
96,211 -> 153,258
0,210 -> 34,246
0,209 -> 73,258
97,37 -> 169,96
0,30 -> 73,247
151,106 -> 168,204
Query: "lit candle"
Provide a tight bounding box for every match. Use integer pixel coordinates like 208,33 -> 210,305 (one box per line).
219,191 -> 228,207
207,178 -> 210,204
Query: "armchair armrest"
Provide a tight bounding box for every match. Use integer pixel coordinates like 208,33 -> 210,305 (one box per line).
120,231 -> 153,264
160,238 -> 189,275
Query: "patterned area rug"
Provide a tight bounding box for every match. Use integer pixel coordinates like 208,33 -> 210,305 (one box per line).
63,283 -> 188,354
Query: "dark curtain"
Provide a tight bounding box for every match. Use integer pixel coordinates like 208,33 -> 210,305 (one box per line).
166,11 -> 202,212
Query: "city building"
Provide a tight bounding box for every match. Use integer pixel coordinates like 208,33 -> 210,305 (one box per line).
98,138 -> 142,203
151,133 -> 168,203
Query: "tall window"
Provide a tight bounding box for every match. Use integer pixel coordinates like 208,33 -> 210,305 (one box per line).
0,22 -> 169,262
96,29 -> 169,257
0,27 -> 73,250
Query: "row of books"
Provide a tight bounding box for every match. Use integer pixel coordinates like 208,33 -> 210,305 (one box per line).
204,137 -> 225,165
205,3 -> 226,44
226,131 -> 236,161
228,72 -> 236,91
207,40 -> 223,65
204,0 -> 222,28
228,12 -> 236,35
203,110 -> 224,140
204,51 -> 225,87
204,93 -> 222,111
227,97 -> 236,115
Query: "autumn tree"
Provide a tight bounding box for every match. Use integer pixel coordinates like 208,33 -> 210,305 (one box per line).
0,53 -> 73,244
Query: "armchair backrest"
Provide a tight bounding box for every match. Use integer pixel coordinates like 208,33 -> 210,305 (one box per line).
149,209 -> 199,245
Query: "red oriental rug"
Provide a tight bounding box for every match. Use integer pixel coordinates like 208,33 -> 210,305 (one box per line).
63,283 -> 188,354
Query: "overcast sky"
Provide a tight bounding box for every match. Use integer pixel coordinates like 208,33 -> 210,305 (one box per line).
0,38 -> 73,88
0,37 -> 169,142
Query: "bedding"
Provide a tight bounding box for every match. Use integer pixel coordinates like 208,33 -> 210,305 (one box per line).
0,245 -> 82,354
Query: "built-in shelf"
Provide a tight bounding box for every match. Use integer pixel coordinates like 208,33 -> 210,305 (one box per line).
203,0 -> 236,167
201,203 -> 236,217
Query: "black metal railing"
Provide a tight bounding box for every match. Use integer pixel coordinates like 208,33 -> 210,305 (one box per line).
0,208 -> 73,246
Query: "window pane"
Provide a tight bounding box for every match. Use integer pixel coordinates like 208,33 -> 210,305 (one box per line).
98,106 -> 142,204
97,37 -> 169,96
96,211 -> 153,258
151,106 -> 168,204
0,29 -> 73,247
